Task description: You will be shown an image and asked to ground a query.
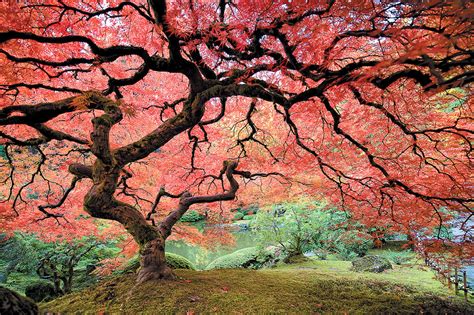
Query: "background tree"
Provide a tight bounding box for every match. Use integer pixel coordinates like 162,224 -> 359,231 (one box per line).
0,0 -> 472,282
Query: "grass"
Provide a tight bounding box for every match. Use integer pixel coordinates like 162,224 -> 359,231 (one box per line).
41,257 -> 473,314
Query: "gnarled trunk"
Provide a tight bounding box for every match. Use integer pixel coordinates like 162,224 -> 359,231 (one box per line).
136,237 -> 175,283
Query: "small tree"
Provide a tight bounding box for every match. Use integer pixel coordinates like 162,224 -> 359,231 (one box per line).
252,201 -> 346,257
253,201 -> 374,260
0,234 -> 116,295
37,241 -> 97,294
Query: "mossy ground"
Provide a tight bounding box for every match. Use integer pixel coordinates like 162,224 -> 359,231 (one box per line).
41,257 -> 473,314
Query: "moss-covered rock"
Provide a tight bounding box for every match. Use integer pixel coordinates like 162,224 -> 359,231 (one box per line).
0,286 -> 38,314
25,282 -> 58,302
351,255 -> 392,273
205,247 -> 280,270
206,247 -> 259,270
121,252 -> 196,274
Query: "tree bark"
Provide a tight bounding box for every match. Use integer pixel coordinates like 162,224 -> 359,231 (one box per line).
136,236 -> 175,283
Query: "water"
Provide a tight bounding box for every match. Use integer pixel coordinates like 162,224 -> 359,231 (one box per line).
166,226 -> 256,269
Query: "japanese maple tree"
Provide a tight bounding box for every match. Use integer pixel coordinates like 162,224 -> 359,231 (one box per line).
0,0 -> 472,282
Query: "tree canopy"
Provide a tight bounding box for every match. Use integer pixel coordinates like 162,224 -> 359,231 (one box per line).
0,0 -> 472,280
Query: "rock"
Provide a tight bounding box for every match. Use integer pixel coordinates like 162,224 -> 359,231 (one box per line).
351,255 -> 392,273
0,286 -> 38,314
25,282 -> 58,302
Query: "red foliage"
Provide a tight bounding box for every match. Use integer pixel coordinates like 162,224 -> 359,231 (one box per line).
0,0 -> 472,261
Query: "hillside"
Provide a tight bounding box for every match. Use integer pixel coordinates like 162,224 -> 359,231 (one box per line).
41,259 -> 473,314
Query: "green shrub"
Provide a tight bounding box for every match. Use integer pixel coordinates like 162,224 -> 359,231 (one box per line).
351,255 -> 392,273
180,210 -> 205,222
252,201 -> 353,258
233,212 -> 245,221
381,250 -> 414,265
242,215 -> 255,221
121,252 -> 195,274
165,252 -> 196,270
205,247 -> 275,270
335,230 -> 372,260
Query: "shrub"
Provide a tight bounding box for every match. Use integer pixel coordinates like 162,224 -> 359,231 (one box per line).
233,212 -> 245,221
252,201 -> 351,258
334,230 -> 372,260
121,252 -> 195,274
205,247 -> 276,270
382,250 -> 414,265
242,215 -> 255,221
180,210 -> 205,222
165,252 -> 196,270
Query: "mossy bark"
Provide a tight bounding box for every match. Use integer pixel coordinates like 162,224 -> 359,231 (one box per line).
137,237 -> 175,283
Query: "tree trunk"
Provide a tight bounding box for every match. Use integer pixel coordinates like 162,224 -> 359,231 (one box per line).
136,237 -> 175,283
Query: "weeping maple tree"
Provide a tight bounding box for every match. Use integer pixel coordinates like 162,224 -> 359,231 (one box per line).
0,0 -> 472,282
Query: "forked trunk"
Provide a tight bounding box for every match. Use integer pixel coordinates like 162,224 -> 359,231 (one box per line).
136,237 -> 175,283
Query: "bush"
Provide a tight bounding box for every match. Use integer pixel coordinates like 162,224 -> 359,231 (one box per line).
121,252 -> 195,274
242,215 -> 255,221
382,250 -> 414,265
233,212 -> 245,221
205,247 -> 276,270
252,201 -> 352,258
335,230 -> 372,260
165,252 -> 196,270
180,210 -> 205,222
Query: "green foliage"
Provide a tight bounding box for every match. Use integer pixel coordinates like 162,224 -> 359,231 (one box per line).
179,210 -> 205,223
379,250 -> 414,265
0,234 -> 118,294
432,226 -> 454,240
334,230 -> 373,260
205,247 -> 275,270
121,252 -> 196,274
0,145 -> 7,160
233,212 -> 245,220
0,234 -> 50,275
165,252 -> 196,270
252,201 -> 367,259
242,215 -> 255,221
233,204 -> 259,216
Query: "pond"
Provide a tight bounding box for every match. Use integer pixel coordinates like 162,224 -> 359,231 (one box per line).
166,224 -> 256,269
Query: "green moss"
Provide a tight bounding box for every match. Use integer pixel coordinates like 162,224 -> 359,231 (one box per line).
206,247 -> 257,270
205,247 -> 273,270
120,253 -> 196,274
41,259 -> 473,314
351,255 -> 392,273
